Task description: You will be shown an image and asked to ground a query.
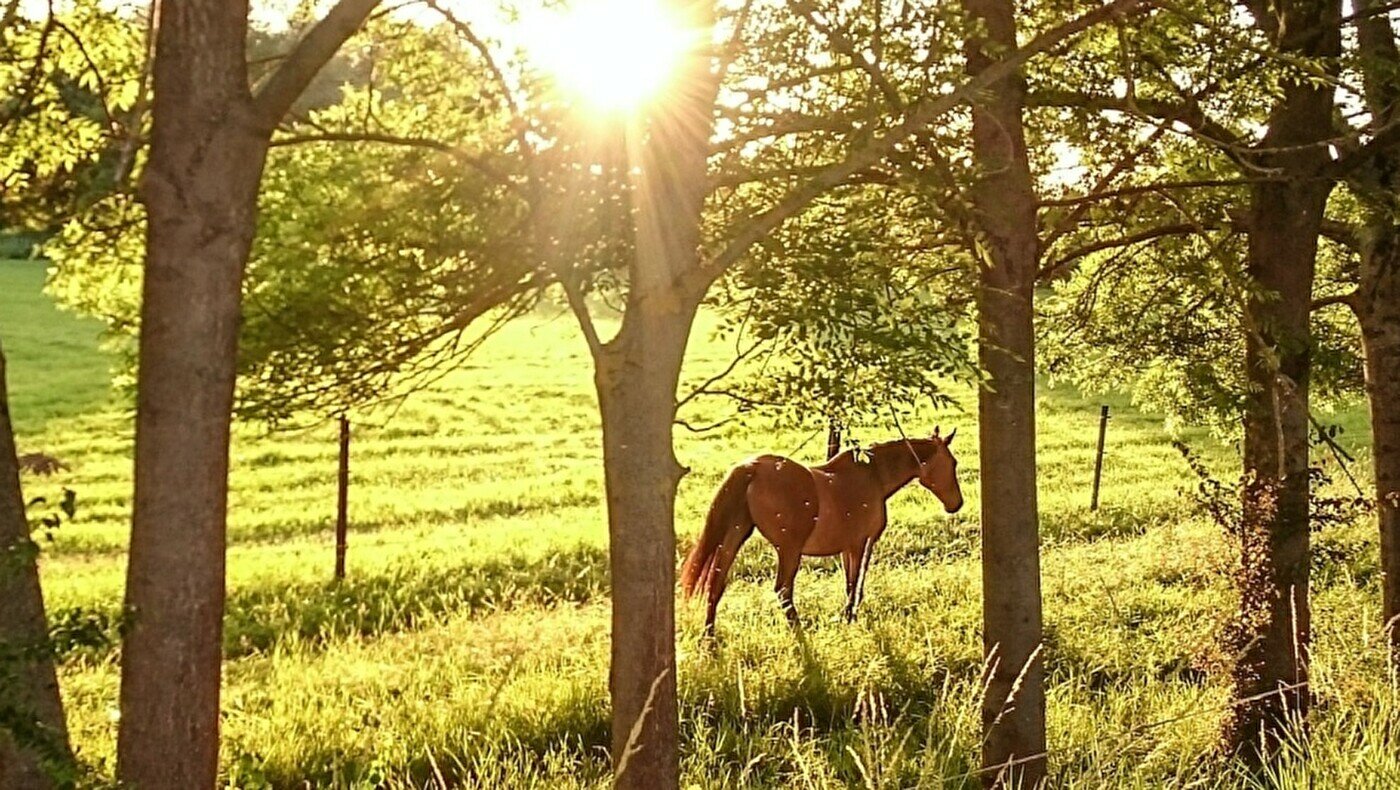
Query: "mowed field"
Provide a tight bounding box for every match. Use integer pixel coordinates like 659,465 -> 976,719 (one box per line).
2,258 -> 1397,788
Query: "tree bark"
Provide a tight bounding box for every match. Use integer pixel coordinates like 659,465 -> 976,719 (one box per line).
1224,0 -> 1339,762
570,8 -> 716,787
1348,0 -> 1400,672
1357,236 -> 1400,661
117,1 -> 380,785
963,0 -> 1046,784
117,3 -> 267,787
594,301 -> 698,790
0,344 -> 74,789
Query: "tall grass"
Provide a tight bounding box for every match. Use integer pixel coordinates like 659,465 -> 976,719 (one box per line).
2,260 -> 1392,787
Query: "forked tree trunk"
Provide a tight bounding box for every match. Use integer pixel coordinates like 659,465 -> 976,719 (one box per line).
1225,0 -> 1337,759
584,7 -> 715,787
594,301 -> 699,790
0,345 -> 74,789
963,0 -> 1046,784
1358,236 -> 1400,661
117,4 -> 267,786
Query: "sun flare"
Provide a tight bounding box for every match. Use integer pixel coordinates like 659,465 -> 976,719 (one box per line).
523,0 -> 697,113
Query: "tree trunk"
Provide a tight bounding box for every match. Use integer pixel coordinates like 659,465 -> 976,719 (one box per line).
115,0 -> 381,782
116,3 -> 268,787
964,0 -> 1046,784
1229,195 -> 1322,760
594,302 -> 697,790
1225,0 -> 1338,759
0,344 -> 74,789
1358,235 -> 1400,662
1351,0 -> 1400,673
588,9 -> 714,785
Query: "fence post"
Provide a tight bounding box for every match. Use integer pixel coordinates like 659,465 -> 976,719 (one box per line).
1091,405 -> 1109,511
827,422 -> 842,460
335,414 -> 350,580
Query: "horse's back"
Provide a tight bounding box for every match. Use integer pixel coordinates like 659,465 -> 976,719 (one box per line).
745,454 -> 819,547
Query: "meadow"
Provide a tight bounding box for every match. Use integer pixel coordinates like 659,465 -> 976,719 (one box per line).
3,257 -> 1396,788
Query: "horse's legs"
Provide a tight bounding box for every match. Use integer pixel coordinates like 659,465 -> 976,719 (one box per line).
855,537 -> 875,613
774,548 -> 803,627
841,546 -> 862,622
704,523 -> 755,636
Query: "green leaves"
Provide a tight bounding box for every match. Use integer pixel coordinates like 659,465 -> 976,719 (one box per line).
714,183 -> 977,433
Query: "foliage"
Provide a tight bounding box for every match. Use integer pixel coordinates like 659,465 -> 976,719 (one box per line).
0,1 -> 146,231
34,0 -> 985,433
41,13 -> 553,424
1026,0 -> 1369,435
712,183 -> 976,437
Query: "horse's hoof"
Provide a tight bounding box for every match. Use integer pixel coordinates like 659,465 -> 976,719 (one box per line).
699,632 -> 720,654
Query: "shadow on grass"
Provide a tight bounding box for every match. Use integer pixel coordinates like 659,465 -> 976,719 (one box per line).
238,629 -> 978,789
49,543 -> 610,664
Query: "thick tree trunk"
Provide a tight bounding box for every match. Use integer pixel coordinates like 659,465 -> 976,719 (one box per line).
116,3 -> 268,787
1358,236 -> 1400,661
964,0 -> 1046,784
1229,198 -> 1321,759
0,345 -> 74,789
1351,0 -> 1400,672
1225,0 -> 1337,759
594,303 -> 697,790
115,1 -> 380,782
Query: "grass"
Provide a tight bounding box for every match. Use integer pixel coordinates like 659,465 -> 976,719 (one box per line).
2,257 -> 1394,787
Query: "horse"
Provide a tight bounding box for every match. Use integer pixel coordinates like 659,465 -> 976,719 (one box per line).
680,427 -> 964,634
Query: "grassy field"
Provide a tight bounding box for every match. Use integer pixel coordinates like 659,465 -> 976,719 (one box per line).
2,257 -> 1395,788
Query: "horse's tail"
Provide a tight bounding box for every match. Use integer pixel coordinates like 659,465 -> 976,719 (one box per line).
680,462 -> 756,600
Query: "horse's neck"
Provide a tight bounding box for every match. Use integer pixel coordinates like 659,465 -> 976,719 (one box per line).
869,443 -> 921,498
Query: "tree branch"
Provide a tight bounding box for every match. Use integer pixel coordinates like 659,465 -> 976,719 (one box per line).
1027,87 -> 1247,159
1311,292 -> 1359,312
421,0 -> 534,162
1319,219 -> 1362,250
253,0 -> 382,127
697,0 -> 1152,293
789,0 -> 904,110
268,131 -> 517,189
1039,178 -> 1257,206
1037,222 -> 1223,280
560,277 -> 606,363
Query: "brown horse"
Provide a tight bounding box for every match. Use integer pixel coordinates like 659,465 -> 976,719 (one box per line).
681,427 -> 964,633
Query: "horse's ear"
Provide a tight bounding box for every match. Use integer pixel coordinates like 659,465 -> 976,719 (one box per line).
945,427 -> 957,446
933,425 -> 941,438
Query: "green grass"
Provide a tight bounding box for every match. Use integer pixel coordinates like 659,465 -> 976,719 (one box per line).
3,258 -> 1394,787
1,260 -> 117,426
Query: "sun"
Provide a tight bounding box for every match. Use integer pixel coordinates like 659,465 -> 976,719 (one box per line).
523,0 -> 698,113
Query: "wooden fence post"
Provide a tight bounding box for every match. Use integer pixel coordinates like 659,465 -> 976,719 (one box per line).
1091,405 -> 1109,511
827,422 -> 842,460
335,414 -> 350,580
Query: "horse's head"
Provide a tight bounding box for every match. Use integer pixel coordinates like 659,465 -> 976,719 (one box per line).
917,426 -> 963,513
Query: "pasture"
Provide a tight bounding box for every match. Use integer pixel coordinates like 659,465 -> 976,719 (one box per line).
3,258 -> 1394,788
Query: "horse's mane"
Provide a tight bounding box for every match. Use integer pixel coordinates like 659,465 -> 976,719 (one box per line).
868,436 -> 937,452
